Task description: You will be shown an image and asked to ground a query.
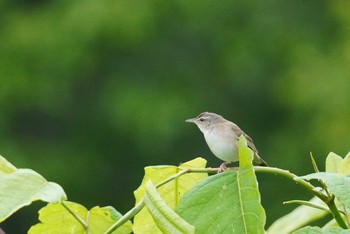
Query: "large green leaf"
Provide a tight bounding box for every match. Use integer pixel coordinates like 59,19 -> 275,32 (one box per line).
301,172 -> 350,210
143,181 -> 194,234
0,155 -> 67,222
133,157 -> 207,234
28,201 -> 132,234
176,136 -> 266,234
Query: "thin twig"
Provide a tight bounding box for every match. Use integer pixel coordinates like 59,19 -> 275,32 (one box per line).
284,199 -> 347,216
310,153 -> 331,197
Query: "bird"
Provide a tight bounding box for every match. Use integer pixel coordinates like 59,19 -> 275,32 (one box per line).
186,112 -> 268,169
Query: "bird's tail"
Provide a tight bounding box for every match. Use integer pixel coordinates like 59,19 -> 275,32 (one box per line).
254,153 -> 268,167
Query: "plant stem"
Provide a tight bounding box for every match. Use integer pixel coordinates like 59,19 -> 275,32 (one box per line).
61,201 -> 89,233
327,195 -> 348,229
254,166 -> 347,229
310,154 -> 331,197
254,166 -> 327,201
104,198 -> 145,234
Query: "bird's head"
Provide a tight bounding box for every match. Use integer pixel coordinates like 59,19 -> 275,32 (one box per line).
186,112 -> 224,133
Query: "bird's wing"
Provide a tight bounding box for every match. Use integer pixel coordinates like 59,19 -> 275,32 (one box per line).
230,124 -> 258,154
243,132 -> 258,154
230,123 -> 268,165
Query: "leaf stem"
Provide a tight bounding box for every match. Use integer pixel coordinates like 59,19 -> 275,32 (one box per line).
61,201 -> 89,233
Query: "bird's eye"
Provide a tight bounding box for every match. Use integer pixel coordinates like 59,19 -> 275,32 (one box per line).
199,118 -> 204,122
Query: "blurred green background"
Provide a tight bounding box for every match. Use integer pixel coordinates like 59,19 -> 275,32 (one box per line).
1,0 -> 350,232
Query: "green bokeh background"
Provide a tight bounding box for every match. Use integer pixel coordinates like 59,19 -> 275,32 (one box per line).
1,0 -> 350,232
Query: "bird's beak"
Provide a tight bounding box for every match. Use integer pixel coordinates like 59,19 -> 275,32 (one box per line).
185,118 -> 196,123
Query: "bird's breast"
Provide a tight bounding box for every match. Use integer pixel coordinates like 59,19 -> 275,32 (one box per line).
204,130 -> 239,163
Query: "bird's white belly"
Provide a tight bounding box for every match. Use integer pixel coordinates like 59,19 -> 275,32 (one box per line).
204,132 -> 238,163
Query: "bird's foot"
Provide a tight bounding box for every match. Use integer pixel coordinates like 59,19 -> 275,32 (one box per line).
218,162 -> 228,173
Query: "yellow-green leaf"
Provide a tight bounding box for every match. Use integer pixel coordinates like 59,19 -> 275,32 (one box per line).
29,201 -> 132,234
325,152 -> 343,173
0,155 -> 17,175
338,152 -> 350,176
133,157 -> 207,234
238,135 -> 253,167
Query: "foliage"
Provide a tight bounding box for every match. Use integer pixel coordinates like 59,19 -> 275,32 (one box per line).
2,137 -> 350,233
133,157 -> 207,233
2,0 -> 350,232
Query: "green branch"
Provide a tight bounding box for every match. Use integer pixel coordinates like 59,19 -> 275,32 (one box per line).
254,166 -> 347,229
254,166 -> 327,201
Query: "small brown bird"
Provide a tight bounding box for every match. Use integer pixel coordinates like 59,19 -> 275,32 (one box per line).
186,112 -> 268,168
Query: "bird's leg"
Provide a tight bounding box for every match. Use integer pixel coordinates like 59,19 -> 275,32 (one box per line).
218,162 -> 228,173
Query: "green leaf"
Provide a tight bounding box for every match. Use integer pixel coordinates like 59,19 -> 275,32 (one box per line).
28,201 -> 132,234
323,218 -> 339,229
267,197 -> 328,234
338,152 -> 350,176
176,136 -> 266,234
325,152 -> 350,176
0,155 -> 17,175
89,206 -> 132,234
143,181 -> 194,234
238,135 -> 254,166
133,157 -> 207,234
292,226 -> 350,234
0,156 -> 67,222
325,152 -> 343,173
301,172 -> 350,209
